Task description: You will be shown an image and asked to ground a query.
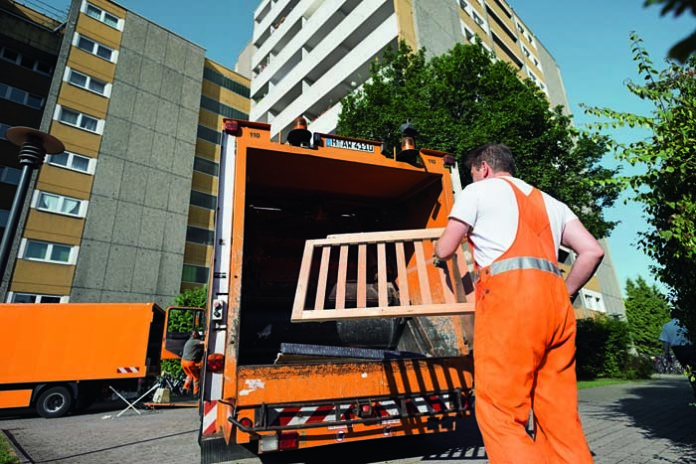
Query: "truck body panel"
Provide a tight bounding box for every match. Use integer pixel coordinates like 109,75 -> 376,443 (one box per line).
200,119 -> 476,456
0,302 -> 165,412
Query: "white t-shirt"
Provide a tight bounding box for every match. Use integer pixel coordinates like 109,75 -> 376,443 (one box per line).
448,176 -> 577,267
659,319 -> 691,346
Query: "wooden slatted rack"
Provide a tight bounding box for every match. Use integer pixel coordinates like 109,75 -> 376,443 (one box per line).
291,228 -> 476,322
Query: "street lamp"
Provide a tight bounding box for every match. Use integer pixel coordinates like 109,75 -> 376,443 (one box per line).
0,127 -> 65,285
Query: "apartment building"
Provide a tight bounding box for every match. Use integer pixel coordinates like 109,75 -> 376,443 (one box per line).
0,0 -> 250,307
248,0 -> 624,318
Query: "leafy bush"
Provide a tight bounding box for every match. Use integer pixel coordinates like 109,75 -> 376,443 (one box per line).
575,315 -> 651,380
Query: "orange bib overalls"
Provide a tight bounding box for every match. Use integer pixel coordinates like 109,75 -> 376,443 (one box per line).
472,179 -> 592,463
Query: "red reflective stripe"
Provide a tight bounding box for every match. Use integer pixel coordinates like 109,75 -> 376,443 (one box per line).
306,404 -> 335,423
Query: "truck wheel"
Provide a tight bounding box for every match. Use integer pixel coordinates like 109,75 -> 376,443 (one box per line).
36,386 -> 73,418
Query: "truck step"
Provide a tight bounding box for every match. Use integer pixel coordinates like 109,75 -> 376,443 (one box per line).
279,343 -> 426,360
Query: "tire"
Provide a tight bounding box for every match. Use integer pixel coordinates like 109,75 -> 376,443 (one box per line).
36,386 -> 73,418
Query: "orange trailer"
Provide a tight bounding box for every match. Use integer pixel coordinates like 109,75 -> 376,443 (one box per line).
0,302 -> 185,418
199,119 -> 477,460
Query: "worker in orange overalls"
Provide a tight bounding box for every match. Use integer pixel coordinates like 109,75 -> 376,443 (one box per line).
434,144 -> 603,463
181,330 -> 204,396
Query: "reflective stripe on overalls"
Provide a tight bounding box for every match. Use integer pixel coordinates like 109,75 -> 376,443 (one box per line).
472,178 -> 592,464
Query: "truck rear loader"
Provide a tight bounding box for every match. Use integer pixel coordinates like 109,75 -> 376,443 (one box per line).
199,119 -> 478,460
0,302 -> 201,418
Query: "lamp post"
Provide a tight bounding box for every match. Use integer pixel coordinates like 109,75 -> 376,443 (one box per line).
0,127 -> 65,285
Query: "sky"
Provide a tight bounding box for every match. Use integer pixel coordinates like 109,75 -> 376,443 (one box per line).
45,0 -> 694,292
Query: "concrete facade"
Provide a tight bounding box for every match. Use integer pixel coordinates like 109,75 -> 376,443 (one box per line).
70,12 -> 205,306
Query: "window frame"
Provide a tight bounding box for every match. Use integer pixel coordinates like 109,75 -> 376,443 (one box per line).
31,190 -> 89,218
46,151 -> 96,175
73,33 -> 119,63
19,239 -> 79,265
54,105 -> 104,134
64,67 -> 111,98
0,46 -> 53,75
0,81 -> 44,109
81,0 -> 124,30
7,292 -> 69,303
0,165 -> 21,185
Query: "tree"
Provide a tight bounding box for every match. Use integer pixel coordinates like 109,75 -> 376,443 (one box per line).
337,41 -> 620,238
645,0 -> 696,63
583,33 -> 696,338
624,276 -> 672,355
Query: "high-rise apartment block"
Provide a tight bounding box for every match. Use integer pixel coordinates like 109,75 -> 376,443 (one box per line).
0,0 -> 250,307
248,0 -> 624,318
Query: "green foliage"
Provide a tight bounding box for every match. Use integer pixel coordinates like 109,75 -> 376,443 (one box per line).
624,276 -> 672,355
174,286 -> 208,308
0,432 -> 19,464
161,359 -> 183,377
582,33 -> 696,340
644,0 -> 696,63
576,315 -> 652,380
337,41 -> 620,238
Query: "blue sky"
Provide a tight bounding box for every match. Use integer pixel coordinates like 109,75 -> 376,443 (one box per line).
49,0 -> 693,292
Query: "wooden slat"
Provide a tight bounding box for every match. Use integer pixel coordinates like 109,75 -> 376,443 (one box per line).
314,246 -> 331,311
336,245 -> 349,310
291,228 -> 476,322
394,241 -> 409,306
357,244 -> 367,308
413,239 -> 432,305
295,303 -> 475,322
377,242 -> 387,307
291,240 -> 317,321
323,228 -> 444,245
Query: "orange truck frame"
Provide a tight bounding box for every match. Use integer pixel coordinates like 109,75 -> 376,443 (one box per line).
199,119 -> 477,459
0,302 -> 197,418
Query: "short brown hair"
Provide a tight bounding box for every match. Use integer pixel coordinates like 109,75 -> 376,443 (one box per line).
465,143 -> 516,176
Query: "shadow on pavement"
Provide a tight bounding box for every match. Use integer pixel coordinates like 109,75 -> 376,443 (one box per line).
608,377 -> 696,463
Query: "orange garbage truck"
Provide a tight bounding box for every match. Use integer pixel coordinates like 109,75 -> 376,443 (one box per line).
198,118 -> 477,460
0,302 -> 203,418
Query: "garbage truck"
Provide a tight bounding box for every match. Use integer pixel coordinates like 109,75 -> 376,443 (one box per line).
198,118 -> 477,459
0,302 -> 203,417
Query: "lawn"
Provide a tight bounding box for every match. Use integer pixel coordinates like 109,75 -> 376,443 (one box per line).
0,433 -> 19,464
577,378 -> 636,390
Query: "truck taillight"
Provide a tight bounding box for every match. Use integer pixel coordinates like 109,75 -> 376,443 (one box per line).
278,432 -> 299,450
206,353 -> 224,373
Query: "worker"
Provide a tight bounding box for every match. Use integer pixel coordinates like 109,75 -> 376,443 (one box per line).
434,143 -> 603,463
659,318 -> 696,397
181,330 -> 204,397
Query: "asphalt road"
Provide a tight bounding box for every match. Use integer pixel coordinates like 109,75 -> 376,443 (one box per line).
2,375 -> 695,464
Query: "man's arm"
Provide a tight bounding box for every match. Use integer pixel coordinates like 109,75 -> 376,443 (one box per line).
561,219 -> 605,296
434,218 -> 471,260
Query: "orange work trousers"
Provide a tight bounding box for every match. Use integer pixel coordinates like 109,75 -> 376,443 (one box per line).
472,180 -> 593,463
181,359 -> 201,395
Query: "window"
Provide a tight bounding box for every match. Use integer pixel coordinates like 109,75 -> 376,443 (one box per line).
0,208 -> 8,237
197,125 -> 221,145
473,11 -> 485,27
20,239 -> 78,264
82,1 -> 122,29
47,151 -> 95,174
186,226 -> 215,245
190,190 -> 217,210
0,47 -> 53,75
194,157 -> 219,176
0,123 -> 10,139
581,290 -> 606,312
0,166 -> 21,185
458,0 -> 468,10
55,106 -> 103,134
65,68 -> 110,97
0,82 -> 44,109
200,96 -> 249,120
73,33 -> 118,63
8,292 -> 66,303
460,21 -> 475,43
202,67 -> 250,98
32,191 -> 88,217
182,264 -> 210,284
